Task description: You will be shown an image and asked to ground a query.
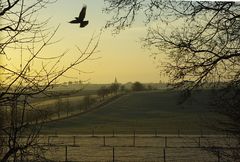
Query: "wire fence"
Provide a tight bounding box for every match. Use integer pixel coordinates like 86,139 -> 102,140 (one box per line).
1,132 -> 239,162
29,135 -> 240,161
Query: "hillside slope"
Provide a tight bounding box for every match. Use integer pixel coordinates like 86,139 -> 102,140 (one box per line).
43,90 -> 221,135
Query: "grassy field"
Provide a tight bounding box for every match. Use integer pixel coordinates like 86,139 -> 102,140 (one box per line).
43,90 -> 222,135
34,135 -> 230,162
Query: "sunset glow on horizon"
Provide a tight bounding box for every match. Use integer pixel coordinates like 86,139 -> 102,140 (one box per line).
1,0 -> 163,84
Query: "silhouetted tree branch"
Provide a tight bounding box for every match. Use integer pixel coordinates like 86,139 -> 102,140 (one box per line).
104,1 -> 240,89
104,1 -> 240,160
0,0 -> 100,161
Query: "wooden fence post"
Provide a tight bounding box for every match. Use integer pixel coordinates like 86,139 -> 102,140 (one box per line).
217,150 -> 220,162
103,136 -> 106,146
112,147 -> 115,162
133,130 -> 136,147
163,148 -> 166,162
164,136 -> 168,148
65,145 -> 68,162
198,137 -> 201,148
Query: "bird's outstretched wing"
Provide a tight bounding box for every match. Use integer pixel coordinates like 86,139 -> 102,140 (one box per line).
79,5 -> 87,21
69,19 -> 79,23
80,21 -> 88,28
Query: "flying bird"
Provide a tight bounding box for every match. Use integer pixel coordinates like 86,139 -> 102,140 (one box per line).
69,5 -> 89,28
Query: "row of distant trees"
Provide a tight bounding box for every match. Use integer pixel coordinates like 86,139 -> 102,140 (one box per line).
97,81 -> 156,100
34,81 -> 155,121
28,81 -> 156,121
15,81 -> 156,123
97,82 -> 121,100
41,96 -> 97,120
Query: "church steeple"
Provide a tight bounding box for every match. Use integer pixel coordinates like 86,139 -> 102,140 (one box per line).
114,77 -> 118,83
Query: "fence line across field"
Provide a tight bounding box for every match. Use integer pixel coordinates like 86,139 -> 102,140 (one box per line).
1,129 -> 237,148
47,128 -> 221,137
1,133 -> 238,162
38,128 -> 236,148
42,135 -> 236,148
47,145 -> 227,162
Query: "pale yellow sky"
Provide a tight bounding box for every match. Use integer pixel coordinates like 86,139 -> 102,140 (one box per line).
2,0 -> 163,84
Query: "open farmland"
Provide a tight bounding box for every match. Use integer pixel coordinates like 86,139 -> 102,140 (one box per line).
43,90 -> 221,135
2,90 -> 231,162
38,90 -> 230,162
2,134 -> 235,162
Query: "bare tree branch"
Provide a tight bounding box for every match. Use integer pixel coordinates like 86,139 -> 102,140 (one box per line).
0,0 -> 100,161
104,1 -> 240,160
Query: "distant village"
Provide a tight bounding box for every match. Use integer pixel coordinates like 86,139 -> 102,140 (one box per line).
51,78 -> 168,91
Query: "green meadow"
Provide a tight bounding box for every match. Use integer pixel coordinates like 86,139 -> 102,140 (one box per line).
43,90 -> 221,135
